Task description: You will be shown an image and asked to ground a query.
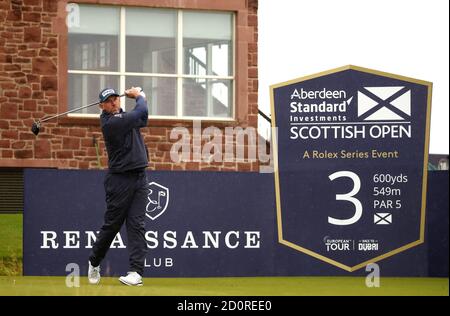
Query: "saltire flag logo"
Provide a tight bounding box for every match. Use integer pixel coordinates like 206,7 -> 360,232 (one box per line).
358,86 -> 411,121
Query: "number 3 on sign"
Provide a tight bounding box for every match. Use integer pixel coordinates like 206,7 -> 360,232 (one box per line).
328,171 -> 362,226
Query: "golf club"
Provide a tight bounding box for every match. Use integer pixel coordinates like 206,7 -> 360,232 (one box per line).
31,89 -> 142,136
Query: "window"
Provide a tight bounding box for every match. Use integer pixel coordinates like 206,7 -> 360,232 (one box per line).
68,5 -> 235,119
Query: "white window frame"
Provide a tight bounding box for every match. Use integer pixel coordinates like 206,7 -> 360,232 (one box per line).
68,6 -> 236,121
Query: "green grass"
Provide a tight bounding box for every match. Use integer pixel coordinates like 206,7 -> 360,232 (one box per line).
0,276 -> 448,296
0,214 -> 22,276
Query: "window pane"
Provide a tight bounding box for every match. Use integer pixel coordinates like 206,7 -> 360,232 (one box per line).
183,79 -> 232,118
126,76 -> 177,116
183,11 -> 233,76
68,5 -> 119,71
126,8 -> 177,74
211,79 -> 233,117
68,74 -> 119,114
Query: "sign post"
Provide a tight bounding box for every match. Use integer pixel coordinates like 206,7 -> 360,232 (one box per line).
270,65 -> 432,271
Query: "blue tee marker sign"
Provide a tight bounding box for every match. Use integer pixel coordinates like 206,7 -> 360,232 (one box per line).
270,65 -> 432,271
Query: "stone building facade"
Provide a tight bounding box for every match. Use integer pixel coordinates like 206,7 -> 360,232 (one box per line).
0,0 -> 260,172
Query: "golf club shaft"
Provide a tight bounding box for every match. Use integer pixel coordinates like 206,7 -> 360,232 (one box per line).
40,93 -> 126,123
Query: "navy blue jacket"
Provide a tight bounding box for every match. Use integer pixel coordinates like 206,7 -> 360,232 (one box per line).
100,95 -> 149,173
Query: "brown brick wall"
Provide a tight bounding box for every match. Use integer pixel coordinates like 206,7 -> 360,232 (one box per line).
0,0 -> 259,172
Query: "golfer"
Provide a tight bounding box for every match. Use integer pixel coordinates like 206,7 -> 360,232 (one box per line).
88,87 -> 149,286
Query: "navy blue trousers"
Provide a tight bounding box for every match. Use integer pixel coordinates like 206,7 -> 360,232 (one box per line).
89,170 -> 148,276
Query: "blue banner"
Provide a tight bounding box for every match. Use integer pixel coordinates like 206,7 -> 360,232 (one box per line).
24,170 -> 275,277
270,66 -> 432,271
23,169 -> 448,277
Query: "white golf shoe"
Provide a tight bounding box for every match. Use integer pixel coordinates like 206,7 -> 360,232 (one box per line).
88,261 -> 101,285
119,272 -> 143,286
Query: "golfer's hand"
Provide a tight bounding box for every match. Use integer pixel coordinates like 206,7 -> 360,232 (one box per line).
125,87 -> 144,99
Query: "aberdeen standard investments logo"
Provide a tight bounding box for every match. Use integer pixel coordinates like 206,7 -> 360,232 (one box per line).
146,182 -> 169,221
288,82 -> 413,141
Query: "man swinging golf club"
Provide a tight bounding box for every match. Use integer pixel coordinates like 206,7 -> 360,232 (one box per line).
88,86 -> 149,286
